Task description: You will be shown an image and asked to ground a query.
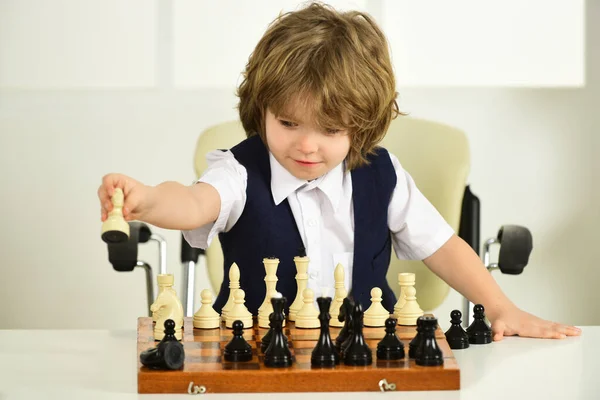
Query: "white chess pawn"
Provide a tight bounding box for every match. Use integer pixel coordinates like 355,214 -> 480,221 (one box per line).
294,288 -> 320,328
393,272 -> 415,317
396,286 -> 424,326
100,188 -> 129,243
225,289 -> 253,329
193,289 -> 220,329
363,287 -> 390,327
221,263 -> 240,322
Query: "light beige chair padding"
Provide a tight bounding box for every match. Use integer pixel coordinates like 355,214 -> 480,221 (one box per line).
192,117 -> 470,311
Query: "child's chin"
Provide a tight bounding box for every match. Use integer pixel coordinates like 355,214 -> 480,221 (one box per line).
291,169 -> 323,181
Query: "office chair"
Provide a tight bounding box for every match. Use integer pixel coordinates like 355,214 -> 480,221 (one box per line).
105,221 -> 165,316
186,117 -> 533,326
104,219 -> 210,319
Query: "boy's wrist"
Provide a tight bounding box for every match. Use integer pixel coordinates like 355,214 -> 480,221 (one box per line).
484,299 -> 519,322
140,184 -> 158,221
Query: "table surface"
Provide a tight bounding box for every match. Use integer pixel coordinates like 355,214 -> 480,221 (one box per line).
0,326 -> 597,400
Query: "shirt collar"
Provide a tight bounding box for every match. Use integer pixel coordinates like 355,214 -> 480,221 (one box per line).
269,153 -> 344,211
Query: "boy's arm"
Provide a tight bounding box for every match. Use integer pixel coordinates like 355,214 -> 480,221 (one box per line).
142,181 -> 220,230
99,173 -> 220,231
423,234 -> 581,340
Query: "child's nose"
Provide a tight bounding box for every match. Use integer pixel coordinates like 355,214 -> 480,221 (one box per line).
296,131 -> 318,154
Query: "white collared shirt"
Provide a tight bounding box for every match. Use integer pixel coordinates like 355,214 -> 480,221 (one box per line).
183,149 -> 454,295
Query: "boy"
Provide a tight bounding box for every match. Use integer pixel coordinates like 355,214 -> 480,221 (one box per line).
98,2 -> 580,341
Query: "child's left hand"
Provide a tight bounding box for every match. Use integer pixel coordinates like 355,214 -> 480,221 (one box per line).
490,306 -> 582,341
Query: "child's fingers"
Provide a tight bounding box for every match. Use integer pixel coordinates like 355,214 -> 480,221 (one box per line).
102,173 -> 131,197
491,320 -> 506,341
102,174 -> 117,197
521,321 -> 566,339
549,323 -> 581,338
97,185 -> 111,218
565,325 -> 582,336
122,188 -> 143,220
99,173 -> 144,221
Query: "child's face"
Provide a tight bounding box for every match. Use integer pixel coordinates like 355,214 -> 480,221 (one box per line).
265,106 -> 351,181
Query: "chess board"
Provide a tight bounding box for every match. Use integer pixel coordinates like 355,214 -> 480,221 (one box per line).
137,316 -> 460,393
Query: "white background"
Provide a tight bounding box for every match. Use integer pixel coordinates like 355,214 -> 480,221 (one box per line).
0,0 -> 596,331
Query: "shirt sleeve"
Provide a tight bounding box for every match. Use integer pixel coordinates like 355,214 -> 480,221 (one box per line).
387,152 -> 455,260
181,150 -> 247,249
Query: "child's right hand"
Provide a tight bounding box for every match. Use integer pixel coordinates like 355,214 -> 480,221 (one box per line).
98,173 -> 152,222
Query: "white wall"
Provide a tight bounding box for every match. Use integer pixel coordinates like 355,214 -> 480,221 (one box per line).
0,1 -> 596,330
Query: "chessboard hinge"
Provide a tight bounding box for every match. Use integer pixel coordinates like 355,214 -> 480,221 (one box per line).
187,382 -> 207,395
378,378 -> 397,392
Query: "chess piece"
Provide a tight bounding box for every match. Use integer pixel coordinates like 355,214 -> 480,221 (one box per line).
101,188 -> 130,243
393,272 -> 414,316
445,310 -> 470,349
329,289 -> 347,328
150,275 -> 184,341
260,312 -> 274,353
140,319 -> 185,370
408,316 -> 424,359
288,255 -> 309,321
258,257 -> 285,328
334,297 -> 354,354
193,289 -> 220,329
343,303 -> 372,366
225,289 -> 253,329
466,304 -> 492,344
311,297 -> 340,367
221,263 -> 240,322
396,286 -> 424,326
264,295 -> 293,367
152,274 -> 176,322
294,288 -> 320,328
363,287 -> 390,327
415,316 -> 444,366
376,317 -> 405,360
329,263 -> 346,327
224,320 -> 253,362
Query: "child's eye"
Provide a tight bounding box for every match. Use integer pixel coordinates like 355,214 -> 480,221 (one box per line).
279,120 -> 297,128
325,128 -> 341,135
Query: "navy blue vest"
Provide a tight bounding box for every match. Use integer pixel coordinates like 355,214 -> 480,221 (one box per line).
213,135 -> 398,314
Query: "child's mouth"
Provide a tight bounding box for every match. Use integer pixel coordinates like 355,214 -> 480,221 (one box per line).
295,160 -> 320,167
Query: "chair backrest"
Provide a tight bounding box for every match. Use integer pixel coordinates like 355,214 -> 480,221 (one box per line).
192,117 -> 470,311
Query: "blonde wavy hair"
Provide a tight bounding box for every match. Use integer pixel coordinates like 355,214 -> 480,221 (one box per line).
236,2 -> 402,170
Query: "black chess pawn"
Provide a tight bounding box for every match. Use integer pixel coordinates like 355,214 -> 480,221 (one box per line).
264,295 -> 293,367
444,310 -> 470,349
343,303 -> 372,366
415,316 -> 444,366
376,317 -> 405,360
224,320 -> 253,362
335,297 -> 354,356
408,316 -> 425,359
140,319 -> 185,370
311,297 -> 340,367
466,304 -> 492,344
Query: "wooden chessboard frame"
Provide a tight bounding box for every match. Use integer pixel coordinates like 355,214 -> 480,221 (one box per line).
137,316 -> 460,393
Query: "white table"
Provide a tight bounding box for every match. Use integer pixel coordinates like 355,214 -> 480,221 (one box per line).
0,327 -> 597,400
